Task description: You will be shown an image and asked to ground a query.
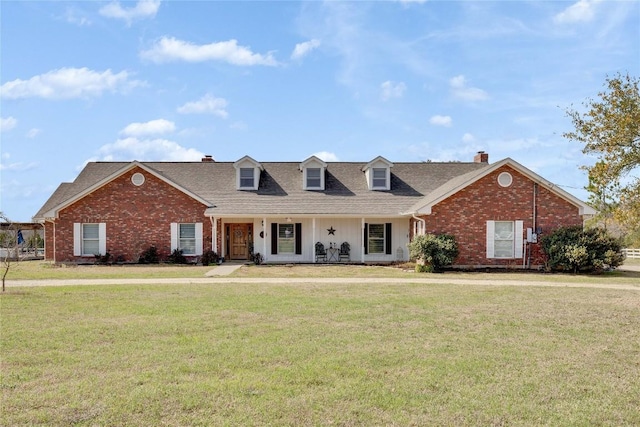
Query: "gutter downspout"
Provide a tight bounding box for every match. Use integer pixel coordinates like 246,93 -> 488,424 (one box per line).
412,213 -> 426,237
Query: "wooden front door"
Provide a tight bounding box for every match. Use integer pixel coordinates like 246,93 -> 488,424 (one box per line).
230,223 -> 251,260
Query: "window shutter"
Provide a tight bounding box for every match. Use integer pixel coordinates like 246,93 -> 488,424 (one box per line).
295,223 -> 302,255
73,223 -> 82,256
170,223 -> 178,252
385,223 -> 392,255
364,223 -> 369,255
195,222 -> 203,256
98,223 -> 107,255
486,221 -> 495,258
271,223 -> 278,255
514,220 -> 524,258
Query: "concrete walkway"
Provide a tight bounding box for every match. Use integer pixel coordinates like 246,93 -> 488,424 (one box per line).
204,263 -> 244,276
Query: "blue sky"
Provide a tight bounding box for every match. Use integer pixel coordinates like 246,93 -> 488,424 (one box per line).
1,0 -> 638,222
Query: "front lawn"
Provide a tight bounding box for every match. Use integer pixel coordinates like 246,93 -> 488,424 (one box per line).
2,282 -> 639,426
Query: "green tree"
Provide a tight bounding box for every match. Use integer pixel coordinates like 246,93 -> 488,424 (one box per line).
564,72 -> 640,241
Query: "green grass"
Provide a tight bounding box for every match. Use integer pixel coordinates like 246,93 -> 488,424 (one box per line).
2,282 -> 639,426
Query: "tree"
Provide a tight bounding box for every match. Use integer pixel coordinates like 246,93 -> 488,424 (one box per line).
564,72 -> 640,239
0,212 -> 19,292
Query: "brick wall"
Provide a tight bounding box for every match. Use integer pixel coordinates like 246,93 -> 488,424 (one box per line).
48,167 -> 212,263
413,165 -> 583,267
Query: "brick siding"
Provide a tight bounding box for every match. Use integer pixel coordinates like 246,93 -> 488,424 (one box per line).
47,167 -> 213,263
412,165 -> 583,267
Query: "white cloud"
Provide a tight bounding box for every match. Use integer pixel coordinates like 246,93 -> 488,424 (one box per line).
26,128 -> 41,139
177,94 -> 228,118
554,0 -> 599,24
380,80 -> 406,101
449,75 -> 489,101
429,115 -> 452,127
120,119 -> 176,137
97,137 -> 204,161
312,151 -> 339,162
1,116 -> 17,132
140,37 -> 278,66
291,39 -> 321,60
0,153 -> 38,171
462,133 -> 476,144
64,7 -> 92,26
99,0 -> 160,25
0,67 -> 142,100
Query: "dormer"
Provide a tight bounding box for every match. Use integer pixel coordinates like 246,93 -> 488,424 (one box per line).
233,155 -> 263,190
362,156 -> 393,190
299,155 -> 327,190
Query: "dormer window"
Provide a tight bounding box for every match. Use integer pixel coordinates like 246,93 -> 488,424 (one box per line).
306,168 -> 321,188
240,168 -> 255,188
362,156 -> 393,191
300,155 -> 327,190
233,156 -> 263,190
372,168 -> 387,188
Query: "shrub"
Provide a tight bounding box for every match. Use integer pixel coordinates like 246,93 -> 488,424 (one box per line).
409,234 -> 459,273
200,250 -> 219,266
167,249 -> 188,264
94,252 -> 111,265
541,226 -> 625,273
139,246 -> 160,264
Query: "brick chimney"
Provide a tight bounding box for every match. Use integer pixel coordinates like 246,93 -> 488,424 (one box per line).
201,155 -> 215,162
474,151 -> 489,163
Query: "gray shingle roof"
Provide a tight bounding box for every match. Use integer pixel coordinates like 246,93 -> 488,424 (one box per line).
34,160 -> 491,219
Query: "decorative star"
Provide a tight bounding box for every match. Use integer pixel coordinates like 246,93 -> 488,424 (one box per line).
327,226 -> 336,235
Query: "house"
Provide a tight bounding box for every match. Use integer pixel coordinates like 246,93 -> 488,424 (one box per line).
33,152 -> 596,268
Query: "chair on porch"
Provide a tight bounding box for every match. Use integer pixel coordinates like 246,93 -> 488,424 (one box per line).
339,242 -> 350,262
315,242 -> 327,262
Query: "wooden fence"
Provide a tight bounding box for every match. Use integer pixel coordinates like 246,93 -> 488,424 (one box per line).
622,248 -> 640,259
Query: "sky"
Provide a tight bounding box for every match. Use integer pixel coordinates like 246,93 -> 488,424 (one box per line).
1,0 -> 639,222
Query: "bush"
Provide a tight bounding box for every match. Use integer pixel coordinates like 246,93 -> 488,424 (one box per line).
94,252 -> 111,265
409,234 -> 459,273
139,246 -> 160,264
541,226 -> 625,273
200,250 -> 219,266
167,249 -> 188,264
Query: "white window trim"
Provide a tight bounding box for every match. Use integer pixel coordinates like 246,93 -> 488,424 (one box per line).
278,223 -> 295,254
486,220 -> 523,259
171,222 -> 203,256
238,167 -> 257,190
371,168 -> 388,190
304,167 -> 324,190
368,223 -> 386,254
73,222 -> 106,256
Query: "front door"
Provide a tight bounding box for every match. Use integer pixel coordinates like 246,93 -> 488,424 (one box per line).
230,223 -> 251,260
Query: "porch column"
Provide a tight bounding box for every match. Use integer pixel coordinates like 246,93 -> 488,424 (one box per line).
312,218 -> 317,263
361,217 -> 366,263
262,217 -> 267,258
211,217 -> 218,253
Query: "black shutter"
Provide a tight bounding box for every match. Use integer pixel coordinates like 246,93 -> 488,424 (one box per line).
364,223 -> 369,255
295,223 -> 302,255
271,223 -> 278,255
385,223 -> 392,255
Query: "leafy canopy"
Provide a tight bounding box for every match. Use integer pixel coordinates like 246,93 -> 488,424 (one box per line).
564,72 -> 640,241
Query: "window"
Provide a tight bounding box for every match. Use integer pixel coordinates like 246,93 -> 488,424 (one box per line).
494,221 -> 514,258
278,224 -> 295,254
306,168 -> 321,189
486,220 -> 523,259
497,172 -> 513,187
372,168 -> 387,188
82,224 -> 100,256
368,224 -> 385,253
240,168 -> 254,188
73,223 -> 106,256
179,223 -> 196,255
171,223 -> 203,256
